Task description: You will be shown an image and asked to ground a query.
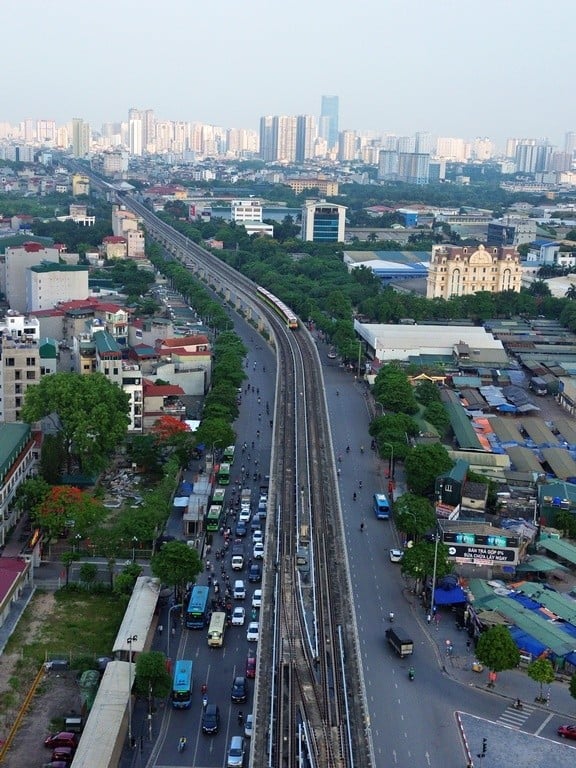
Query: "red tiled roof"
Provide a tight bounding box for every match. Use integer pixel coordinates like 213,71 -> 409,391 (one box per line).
143,382 -> 184,397
161,335 -> 209,348
0,558 -> 28,603
103,236 -> 127,244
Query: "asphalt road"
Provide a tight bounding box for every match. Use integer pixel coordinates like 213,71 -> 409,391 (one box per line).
146,324 -> 276,768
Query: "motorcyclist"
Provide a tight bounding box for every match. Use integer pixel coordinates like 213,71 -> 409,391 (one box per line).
409,666 -> 415,680
178,737 -> 187,752
389,611 -> 394,622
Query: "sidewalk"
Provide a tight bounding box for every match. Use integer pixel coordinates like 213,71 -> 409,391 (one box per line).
406,590 -> 576,718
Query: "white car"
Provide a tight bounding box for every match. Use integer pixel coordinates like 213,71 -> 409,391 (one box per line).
244,713 -> 253,738
252,530 -> 263,545
246,622 -> 259,642
389,548 -> 404,563
239,508 -> 251,523
252,590 -> 262,609
232,606 -> 245,626
253,542 -> 264,560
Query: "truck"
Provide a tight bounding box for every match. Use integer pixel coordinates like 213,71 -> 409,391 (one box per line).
385,626 -> 414,658
241,488 -> 252,510
231,543 -> 245,571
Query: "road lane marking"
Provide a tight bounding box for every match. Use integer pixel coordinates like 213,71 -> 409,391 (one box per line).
535,713 -> 554,736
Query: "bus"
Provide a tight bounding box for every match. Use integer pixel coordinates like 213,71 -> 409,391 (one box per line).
373,493 -> 391,520
223,445 -> 235,463
217,462 -> 231,485
171,659 -> 194,709
207,611 -> 227,647
212,487 -> 226,508
205,504 -> 223,533
186,585 -> 210,629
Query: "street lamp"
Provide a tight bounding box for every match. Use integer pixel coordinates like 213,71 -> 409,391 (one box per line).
127,634 -> 138,747
166,603 -> 183,660
374,402 -> 385,417
430,530 -> 440,615
356,341 -> 363,378
131,537 -> 138,563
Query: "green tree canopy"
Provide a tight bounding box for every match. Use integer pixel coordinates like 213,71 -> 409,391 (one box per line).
415,380 -> 441,406
34,486 -> 106,540
400,540 -> 452,586
394,494 -> 436,541
404,444 -> 453,497
527,658 -> 555,701
373,363 -> 418,414
475,625 -> 520,674
151,541 -> 202,601
21,372 -> 130,473
134,651 -> 172,699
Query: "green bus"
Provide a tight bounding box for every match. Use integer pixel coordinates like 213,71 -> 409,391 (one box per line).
217,462 -> 231,485
212,488 -> 226,507
223,445 -> 236,463
206,505 -> 222,532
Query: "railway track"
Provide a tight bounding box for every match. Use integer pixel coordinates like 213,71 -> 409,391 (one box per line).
71,177 -> 373,767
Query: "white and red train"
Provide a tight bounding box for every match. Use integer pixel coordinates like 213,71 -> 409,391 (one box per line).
256,286 -> 299,329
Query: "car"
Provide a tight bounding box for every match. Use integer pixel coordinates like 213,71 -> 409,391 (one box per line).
239,508 -> 251,523
246,622 -> 259,642
231,676 -> 247,703
389,549 -> 404,563
244,713 -> 253,738
327,349 -> 337,359
232,606 -> 246,626
227,735 -> 245,767
558,724 -> 576,740
252,589 -> 262,609
253,542 -> 264,560
51,747 -> 75,764
250,517 -> 262,533
235,520 -> 248,537
248,563 -> 262,582
202,703 -> 220,734
246,652 -> 256,678
44,733 -> 78,749
233,579 -> 246,599
252,530 -> 263,545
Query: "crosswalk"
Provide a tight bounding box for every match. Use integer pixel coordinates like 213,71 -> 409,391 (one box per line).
498,701 -> 537,729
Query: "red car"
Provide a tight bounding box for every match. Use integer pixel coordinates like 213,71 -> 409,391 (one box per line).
44,732 -> 78,749
246,653 -> 256,679
557,724 -> 576,740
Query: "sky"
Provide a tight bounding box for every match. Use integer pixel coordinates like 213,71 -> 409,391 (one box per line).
4,0 -> 576,149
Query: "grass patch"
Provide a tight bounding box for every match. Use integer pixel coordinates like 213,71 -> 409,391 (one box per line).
6,589 -> 128,666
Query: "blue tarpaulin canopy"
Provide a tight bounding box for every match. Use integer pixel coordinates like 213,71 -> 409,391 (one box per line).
433,585 -> 468,605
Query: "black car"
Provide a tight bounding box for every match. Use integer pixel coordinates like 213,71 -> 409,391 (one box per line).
231,675 -> 248,703
202,703 -> 220,734
248,563 -> 262,583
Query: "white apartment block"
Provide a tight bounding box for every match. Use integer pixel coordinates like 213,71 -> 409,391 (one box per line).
26,264 -> 89,312
0,337 -> 40,422
231,200 -> 263,223
0,311 -> 40,342
2,243 -> 60,312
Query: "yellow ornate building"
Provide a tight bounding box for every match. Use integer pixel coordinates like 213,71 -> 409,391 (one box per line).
426,244 -> 522,299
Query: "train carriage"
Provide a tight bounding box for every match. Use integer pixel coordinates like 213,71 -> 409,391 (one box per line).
256,286 -> 298,329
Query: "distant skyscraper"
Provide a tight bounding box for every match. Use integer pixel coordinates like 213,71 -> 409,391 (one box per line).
295,115 -> 316,163
415,132 -> 433,154
275,116 -> 297,162
320,96 -> 339,149
565,131 -> 576,160
338,130 -> 357,162
259,116 -> 275,162
128,108 -> 143,156
71,118 -> 90,158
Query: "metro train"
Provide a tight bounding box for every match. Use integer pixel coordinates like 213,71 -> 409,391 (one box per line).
256,286 -> 299,329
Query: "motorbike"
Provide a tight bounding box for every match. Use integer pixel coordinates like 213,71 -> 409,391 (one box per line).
178,737 -> 187,752
408,667 -> 415,681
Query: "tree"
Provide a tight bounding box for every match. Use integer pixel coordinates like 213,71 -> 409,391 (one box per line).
400,540 -> 452,590
134,651 -> 171,700
394,494 -> 436,541
114,563 -> 143,595
79,562 -> 98,588
404,444 -> 453,497
565,284 -> 576,300
21,372 -> 130,474
415,380 -> 441,406
34,486 -> 106,540
151,541 -> 202,601
61,550 -> 80,587
475,625 -> 520,680
373,364 -> 418,414
14,477 -> 51,516
527,658 -> 555,702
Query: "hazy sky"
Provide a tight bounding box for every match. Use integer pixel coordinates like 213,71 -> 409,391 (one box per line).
4,0 -> 576,148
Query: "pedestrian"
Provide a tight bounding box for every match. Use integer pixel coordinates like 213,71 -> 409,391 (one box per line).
158,624 -> 163,635
466,638 -> 471,652
426,613 -> 431,625
171,626 -> 176,637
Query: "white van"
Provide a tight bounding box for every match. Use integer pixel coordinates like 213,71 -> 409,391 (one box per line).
233,580 -> 246,600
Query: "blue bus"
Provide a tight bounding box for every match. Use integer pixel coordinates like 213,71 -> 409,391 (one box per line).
171,659 -> 194,709
373,493 -> 391,520
186,585 -> 210,629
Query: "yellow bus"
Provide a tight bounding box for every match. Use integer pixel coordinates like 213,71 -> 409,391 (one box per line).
207,611 -> 226,648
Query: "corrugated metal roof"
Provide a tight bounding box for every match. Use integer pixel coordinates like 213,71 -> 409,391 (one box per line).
541,447 -> 576,481
506,446 -> 543,474
538,537 -> 576,565
490,417 -> 525,444
515,556 -> 570,573
516,582 -> 576,622
554,417 -> 576,445
441,390 -> 485,451
521,417 -> 558,446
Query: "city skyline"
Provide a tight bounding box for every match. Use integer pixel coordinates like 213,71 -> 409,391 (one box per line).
4,0 -> 576,146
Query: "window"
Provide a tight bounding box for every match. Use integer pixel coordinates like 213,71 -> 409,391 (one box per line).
26,357 -> 35,366
14,371 -> 21,380
26,371 -> 35,380
5,358 -> 14,367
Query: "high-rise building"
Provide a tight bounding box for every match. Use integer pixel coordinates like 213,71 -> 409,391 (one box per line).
338,130 -> 357,162
415,132 -> 433,154
36,119 -> 56,144
301,201 -> 346,242
71,118 -> 90,158
320,96 -> 339,149
436,137 -> 467,161
275,116 -> 297,163
397,152 -> 430,184
378,150 -> 399,180
259,116 -> 275,162
128,108 -> 143,156
565,131 -> 576,159
295,115 -> 316,163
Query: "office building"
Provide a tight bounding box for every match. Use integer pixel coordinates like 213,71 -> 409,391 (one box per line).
286,178 -> 339,196
231,200 -> 263,224
259,116 -> 275,162
487,217 -> 537,248
320,95 -> 339,149
301,201 -> 346,242
338,130 -> 357,162
426,244 -> 522,299
397,152 -> 430,185
2,243 -> 61,312
71,117 -> 90,158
